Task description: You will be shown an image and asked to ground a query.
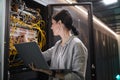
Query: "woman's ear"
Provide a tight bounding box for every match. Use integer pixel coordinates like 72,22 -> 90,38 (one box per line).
58,20 -> 63,30
58,20 -> 62,24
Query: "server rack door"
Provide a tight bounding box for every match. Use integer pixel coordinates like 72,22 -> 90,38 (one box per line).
47,3 -> 93,80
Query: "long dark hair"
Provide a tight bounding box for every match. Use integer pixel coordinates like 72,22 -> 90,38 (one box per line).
52,9 -> 79,35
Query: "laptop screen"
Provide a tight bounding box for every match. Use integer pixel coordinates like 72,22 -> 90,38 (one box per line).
14,42 -> 49,69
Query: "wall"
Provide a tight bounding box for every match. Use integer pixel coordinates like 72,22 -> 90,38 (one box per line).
117,35 -> 120,71
0,0 -> 6,80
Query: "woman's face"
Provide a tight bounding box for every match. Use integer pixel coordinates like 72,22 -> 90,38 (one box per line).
51,19 -> 61,36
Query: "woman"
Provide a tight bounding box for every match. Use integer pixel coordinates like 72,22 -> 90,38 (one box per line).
29,9 -> 88,80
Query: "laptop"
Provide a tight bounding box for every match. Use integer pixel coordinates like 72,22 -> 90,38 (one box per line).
15,42 -> 72,73
14,42 -> 49,69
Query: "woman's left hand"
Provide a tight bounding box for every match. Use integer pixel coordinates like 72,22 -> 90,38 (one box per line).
28,63 -> 39,71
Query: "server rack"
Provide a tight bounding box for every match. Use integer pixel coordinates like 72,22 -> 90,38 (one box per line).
4,0 -> 93,80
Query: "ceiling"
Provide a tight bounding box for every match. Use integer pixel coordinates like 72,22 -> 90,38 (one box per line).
76,0 -> 120,34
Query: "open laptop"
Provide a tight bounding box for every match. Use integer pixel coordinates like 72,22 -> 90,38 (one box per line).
14,42 -> 49,69
15,42 -> 72,73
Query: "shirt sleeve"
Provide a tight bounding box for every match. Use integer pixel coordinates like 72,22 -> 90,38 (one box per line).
42,46 -> 54,61
42,40 -> 61,62
64,42 -> 88,80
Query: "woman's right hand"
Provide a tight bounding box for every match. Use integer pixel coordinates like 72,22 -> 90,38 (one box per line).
29,63 -> 64,79
28,63 -> 52,75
